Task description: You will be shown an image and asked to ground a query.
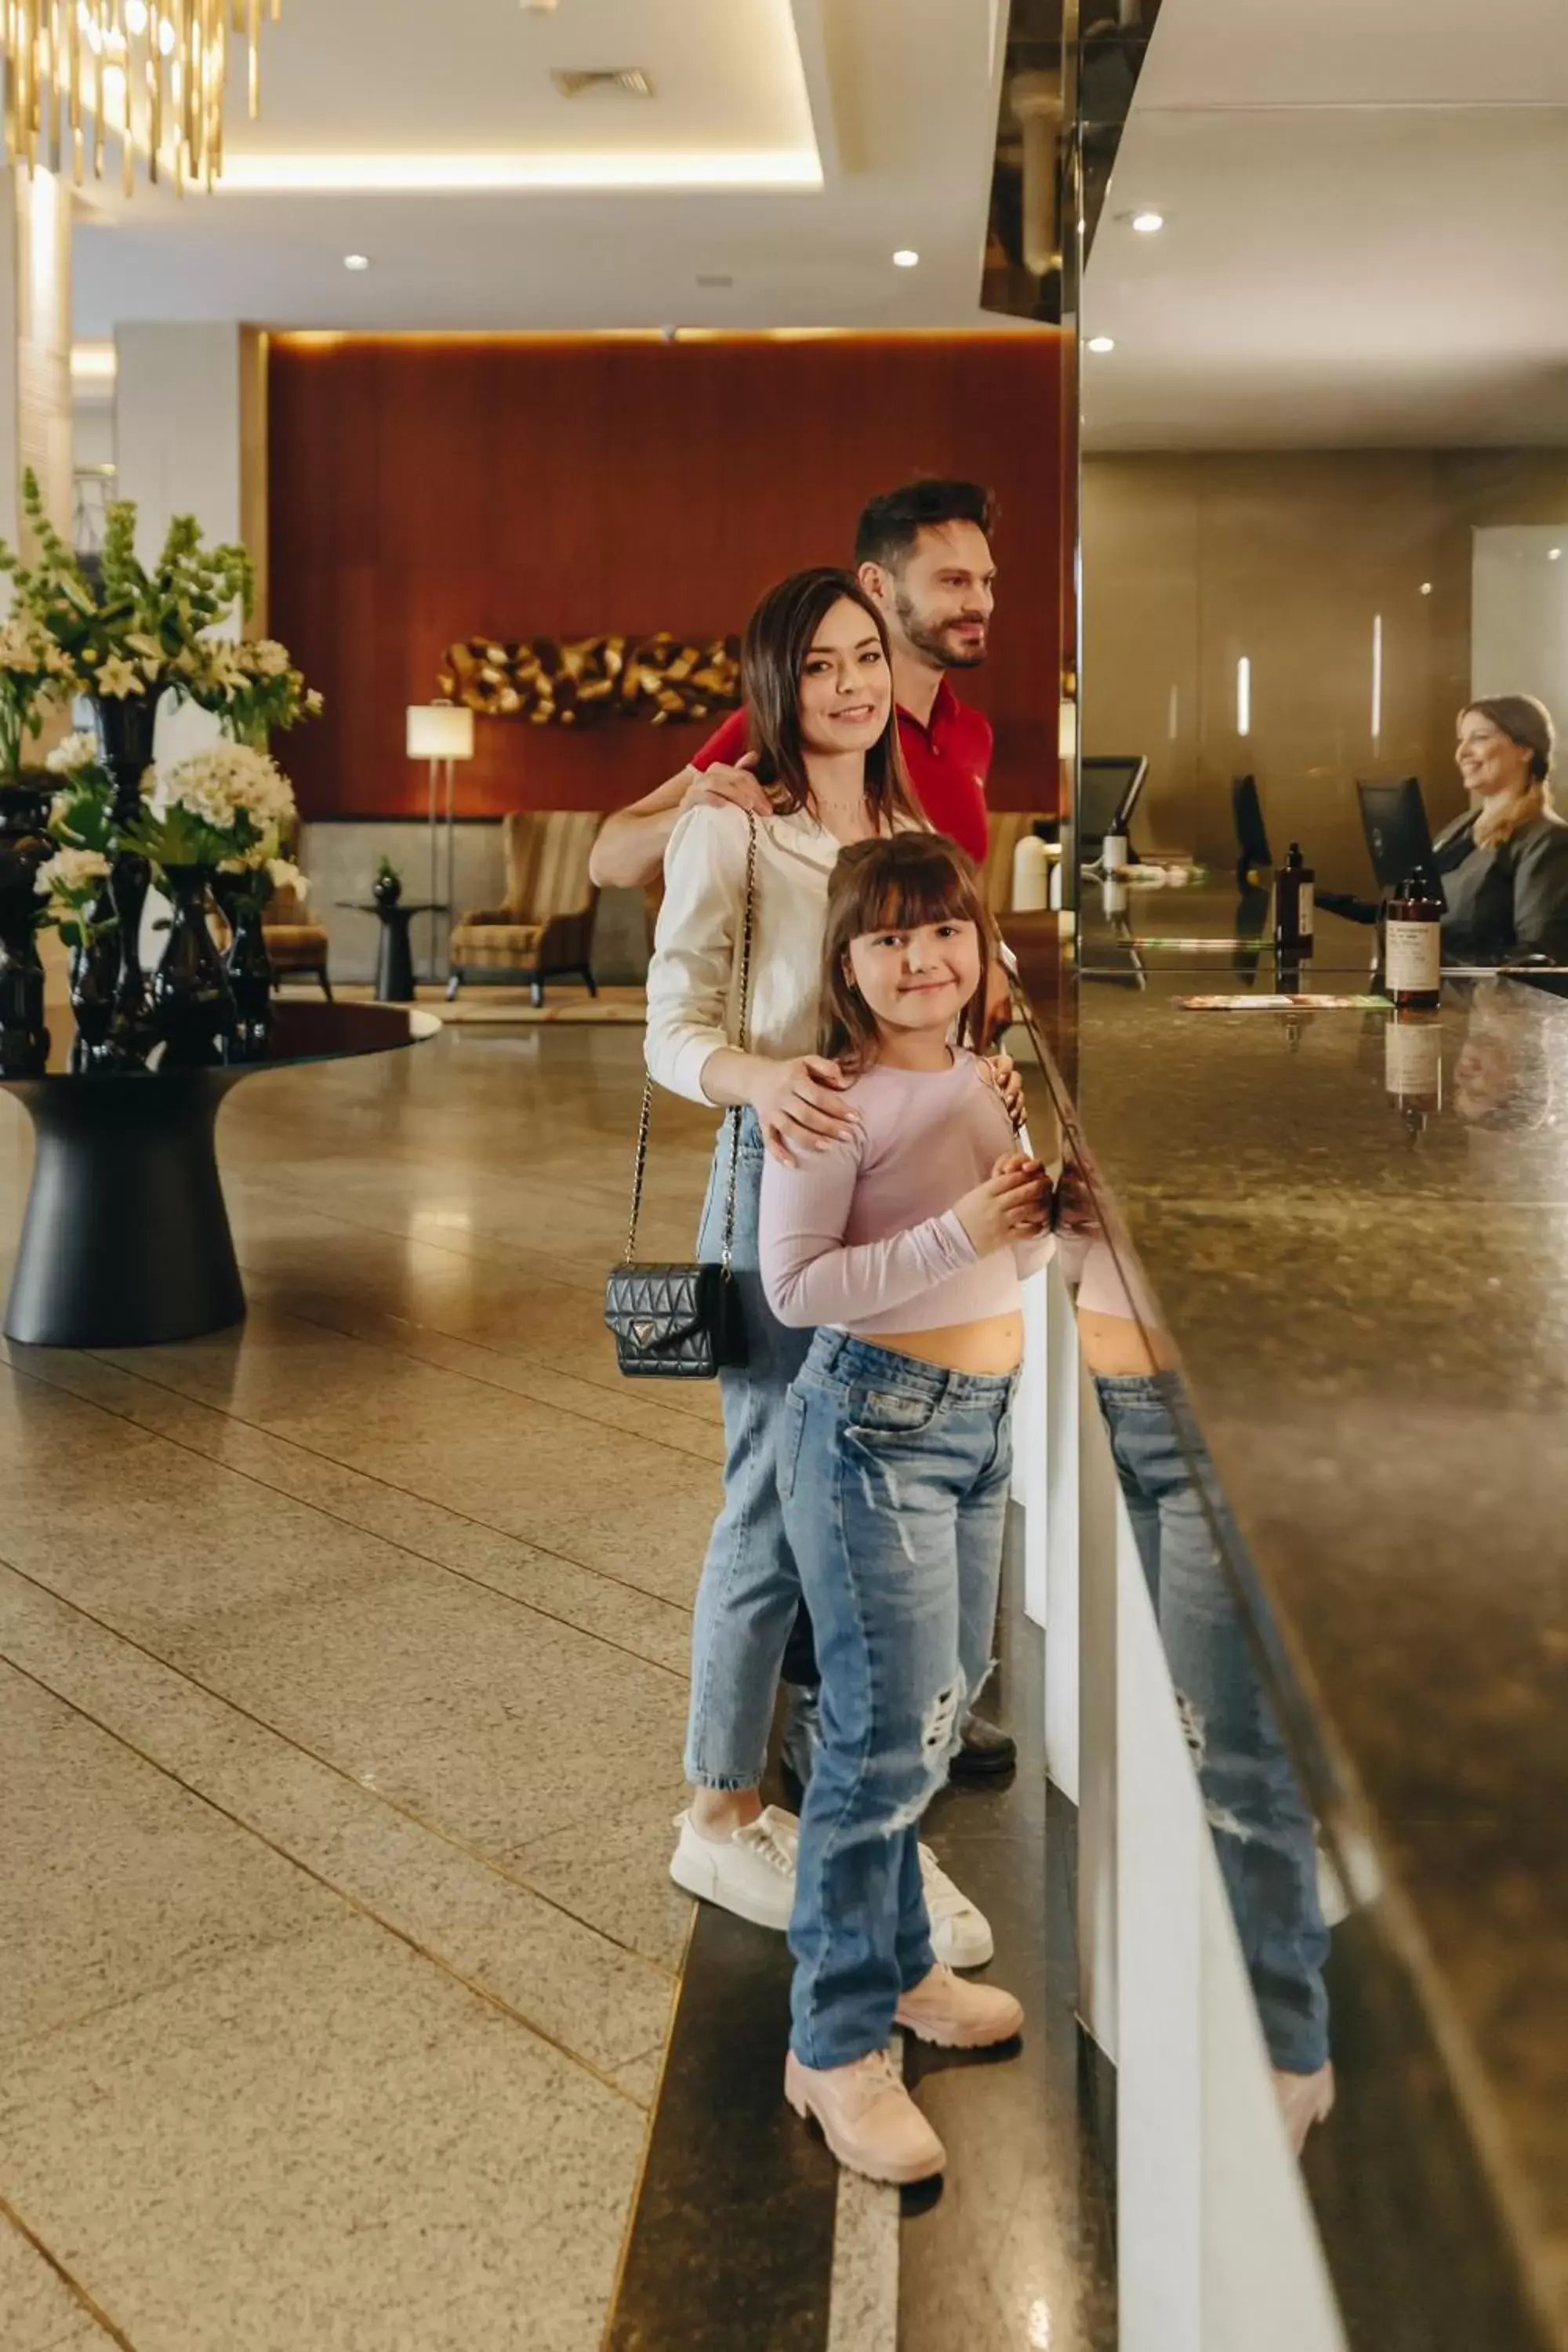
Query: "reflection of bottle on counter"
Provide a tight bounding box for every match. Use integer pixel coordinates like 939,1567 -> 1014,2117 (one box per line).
1011,832 -> 1049,912
1385,1011 -> 1443,1141
1385,869 -> 1443,1011
1274,841 -> 1315,958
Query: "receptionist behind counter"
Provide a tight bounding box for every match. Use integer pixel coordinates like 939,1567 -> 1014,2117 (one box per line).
1436,695 -> 1568,964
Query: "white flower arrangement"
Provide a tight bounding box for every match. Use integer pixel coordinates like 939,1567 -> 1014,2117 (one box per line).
35,845 -> 110,898
149,744 -> 296,836
133,743 -> 299,876
34,844 -> 114,949
46,728 -> 103,775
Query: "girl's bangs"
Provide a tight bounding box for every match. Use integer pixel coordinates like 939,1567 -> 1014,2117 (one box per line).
861,866 -> 978,937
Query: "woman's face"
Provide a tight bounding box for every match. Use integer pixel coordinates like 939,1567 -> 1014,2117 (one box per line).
1457,710 -> 1534,799
846,914 -> 982,1041
797,597 -> 894,760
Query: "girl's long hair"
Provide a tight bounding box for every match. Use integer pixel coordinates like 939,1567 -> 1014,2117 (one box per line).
818,833 -> 996,1069
1461,695 -> 1559,848
742,568 -> 924,833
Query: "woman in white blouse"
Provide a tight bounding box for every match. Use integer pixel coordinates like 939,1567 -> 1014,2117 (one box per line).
648,567 -> 999,1964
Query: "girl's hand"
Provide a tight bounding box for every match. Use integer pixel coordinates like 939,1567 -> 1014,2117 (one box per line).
954,1153 -> 1051,1256
751,1054 -> 857,1164
984,1048 -> 1027,1129
680,751 -> 773,822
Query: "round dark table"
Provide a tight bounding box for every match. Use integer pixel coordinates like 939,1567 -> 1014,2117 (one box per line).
1,1001 -> 438,1348
339,901 -> 448,1003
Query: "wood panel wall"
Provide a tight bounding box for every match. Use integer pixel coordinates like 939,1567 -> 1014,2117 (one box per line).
268,332 -> 1066,821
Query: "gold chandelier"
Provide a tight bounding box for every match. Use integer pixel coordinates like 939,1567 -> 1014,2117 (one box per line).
1,0 -> 281,195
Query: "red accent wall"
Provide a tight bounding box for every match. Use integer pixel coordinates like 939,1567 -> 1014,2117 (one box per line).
267,333 -> 1066,820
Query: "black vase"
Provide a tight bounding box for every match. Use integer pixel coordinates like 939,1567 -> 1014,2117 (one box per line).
0,774 -> 53,1076
93,690 -> 162,1057
212,873 -> 274,1062
67,894 -> 122,1072
150,865 -> 233,1068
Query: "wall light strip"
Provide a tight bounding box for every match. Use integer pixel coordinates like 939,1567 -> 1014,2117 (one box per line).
70,340 -> 118,383
1236,654 -> 1251,739
216,148 -> 824,193
1370,612 -> 1384,742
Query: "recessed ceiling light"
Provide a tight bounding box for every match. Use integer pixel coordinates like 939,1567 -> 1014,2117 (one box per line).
1087,335 -> 1116,354
892,249 -> 920,269
1131,210 -> 1164,233
1420,581 -> 1433,595
1551,547 -> 1563,561
343,252 -> 370,271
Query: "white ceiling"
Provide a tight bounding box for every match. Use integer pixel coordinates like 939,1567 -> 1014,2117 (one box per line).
1082,0 -> 1568,449
72,0 -> 1018,337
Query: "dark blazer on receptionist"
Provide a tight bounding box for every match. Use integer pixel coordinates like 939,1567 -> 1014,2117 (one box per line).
1435,807 -> 1568,964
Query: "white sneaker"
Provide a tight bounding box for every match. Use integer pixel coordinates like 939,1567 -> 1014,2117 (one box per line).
670,1804 -> 799,1932
920,1846 -> 995,1969
668,1807 -> 996,1967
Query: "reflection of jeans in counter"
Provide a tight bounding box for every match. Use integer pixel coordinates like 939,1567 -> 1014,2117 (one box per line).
684,1112 -> 815,1790
1093,1372 -> 1330,2074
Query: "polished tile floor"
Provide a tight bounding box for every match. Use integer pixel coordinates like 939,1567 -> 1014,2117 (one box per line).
0,1023 -> 728,2352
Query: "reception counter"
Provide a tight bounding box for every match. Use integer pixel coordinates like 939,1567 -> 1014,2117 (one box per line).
1005,893 -> 1566,2351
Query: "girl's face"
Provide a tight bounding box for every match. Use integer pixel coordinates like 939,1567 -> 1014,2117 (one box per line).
845,914 -> 983,1040
797,596 -> 894,760
1457,710 -> 1533,799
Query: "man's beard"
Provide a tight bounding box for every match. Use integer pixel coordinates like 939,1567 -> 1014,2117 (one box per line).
893,585 -> 989,670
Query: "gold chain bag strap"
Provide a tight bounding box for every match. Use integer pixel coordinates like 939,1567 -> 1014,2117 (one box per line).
604,815 -> 757,1378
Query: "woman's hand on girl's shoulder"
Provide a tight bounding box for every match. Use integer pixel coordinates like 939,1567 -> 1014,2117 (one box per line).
982,1048 -> 1027,1129
753,1054 -> 859,1166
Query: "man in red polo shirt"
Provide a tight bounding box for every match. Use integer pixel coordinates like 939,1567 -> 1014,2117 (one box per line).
587,478 -> 998,888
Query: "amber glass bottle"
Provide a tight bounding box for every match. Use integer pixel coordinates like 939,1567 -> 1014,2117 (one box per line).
1384,869 -> 1443,1011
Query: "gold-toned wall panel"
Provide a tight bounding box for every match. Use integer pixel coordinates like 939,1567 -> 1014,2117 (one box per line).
1083,449 -> 1568,888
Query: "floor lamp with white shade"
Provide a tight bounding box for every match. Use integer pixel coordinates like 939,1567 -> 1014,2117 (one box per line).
405,702 -> 476,980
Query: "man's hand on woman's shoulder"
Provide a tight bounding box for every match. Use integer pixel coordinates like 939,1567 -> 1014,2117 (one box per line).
678,752 -> 773,823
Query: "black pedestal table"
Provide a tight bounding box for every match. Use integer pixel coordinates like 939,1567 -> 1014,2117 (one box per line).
1,1001 -> 437,1348
339,900 -> 448,1004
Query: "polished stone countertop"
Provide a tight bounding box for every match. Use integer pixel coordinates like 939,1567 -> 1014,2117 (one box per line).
1076,872 -> 1377,977
1007,904 -> 1568,2347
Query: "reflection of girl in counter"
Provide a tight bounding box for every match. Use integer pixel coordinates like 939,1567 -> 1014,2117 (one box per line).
758,833 -> 1051,2183
1056,1178 -> 1335,2153
1437,697 -> 1568,964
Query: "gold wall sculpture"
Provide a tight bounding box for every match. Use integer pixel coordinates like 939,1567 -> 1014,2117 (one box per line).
437,633 -> 742,728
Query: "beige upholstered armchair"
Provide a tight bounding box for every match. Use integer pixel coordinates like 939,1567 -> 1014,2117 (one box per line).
262,841 -> 332,996
448,811 -> 603,1005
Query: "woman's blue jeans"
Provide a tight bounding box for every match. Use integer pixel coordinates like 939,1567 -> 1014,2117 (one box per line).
780,1332 -> 1016,2070
1093,1372 -> 1330,2075
684,1114 -> 815,1790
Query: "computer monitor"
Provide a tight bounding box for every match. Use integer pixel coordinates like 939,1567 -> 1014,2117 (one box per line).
1232,774 -> 1272,877
1357,778 -> 1435,892
1078,756 -> 1149,862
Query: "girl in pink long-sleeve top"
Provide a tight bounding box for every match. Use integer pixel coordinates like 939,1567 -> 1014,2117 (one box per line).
757,830 -> 1053,2187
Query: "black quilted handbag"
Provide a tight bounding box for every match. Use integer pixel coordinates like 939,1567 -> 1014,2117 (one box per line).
604,816 -> 756,1379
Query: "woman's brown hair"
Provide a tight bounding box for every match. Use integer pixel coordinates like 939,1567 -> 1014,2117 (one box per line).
818,833 -> 996,1068
1460,695 -> 1559,846
742,568 -> 924,833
